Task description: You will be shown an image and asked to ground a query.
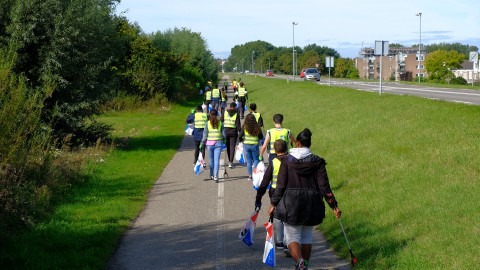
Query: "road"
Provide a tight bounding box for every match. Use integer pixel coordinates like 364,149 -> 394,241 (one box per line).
107,76 -> 351,270
265,74 -> 480,106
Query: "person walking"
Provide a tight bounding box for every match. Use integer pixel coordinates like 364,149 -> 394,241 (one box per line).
235,81 -> 248,119
268,128 -> 342,270
255,139 -> 290,256
201,110 -> 224,182
204,87 -> 212,112
221,102 -> 240,168
260,113 -> 296,165
187,105 -> 208,165
248,103 -> 263,128
238,114 -> 263,180
211,84 -> 221,111
220,88 -> 228,116
232,78 -> 237,93
224,80 -> 229,91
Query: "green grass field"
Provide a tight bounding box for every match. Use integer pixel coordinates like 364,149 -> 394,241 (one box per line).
240,75 -> 480,269
1,104 -> 193,269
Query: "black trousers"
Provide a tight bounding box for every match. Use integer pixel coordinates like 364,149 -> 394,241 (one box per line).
237,100 -> 245,118
225,134 -> 237,163
194,140 -> 206,164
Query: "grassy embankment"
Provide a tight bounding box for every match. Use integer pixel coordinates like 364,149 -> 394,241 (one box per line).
240,75 -> 480,269
1,104 -> 193,269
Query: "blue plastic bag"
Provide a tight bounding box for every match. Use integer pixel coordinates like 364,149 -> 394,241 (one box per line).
239,211 -> 259,246
193,153 -> 205,175
262,219 -> 275,267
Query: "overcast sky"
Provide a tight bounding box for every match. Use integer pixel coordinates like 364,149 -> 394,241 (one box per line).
115,0 -> 480,59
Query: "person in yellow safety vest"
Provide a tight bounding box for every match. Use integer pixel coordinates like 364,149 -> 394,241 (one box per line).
248,103 -> 263,128
238,114 -> 264,180
221,102 -> 241,168
234,81 -> 248,119
254,139 -> 290,256
211,84 -> 221,111
200,109 -> 224,182
260,113 -> 296,165
220,88 -> 228,116
204,87 -> 212,112
232,79 -> 237,91
187,105 -> 208,166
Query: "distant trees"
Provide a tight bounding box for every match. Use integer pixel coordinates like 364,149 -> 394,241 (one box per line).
424,50 -> 464,82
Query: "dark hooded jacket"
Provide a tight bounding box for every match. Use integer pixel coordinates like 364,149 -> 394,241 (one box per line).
271,148 -> 338,226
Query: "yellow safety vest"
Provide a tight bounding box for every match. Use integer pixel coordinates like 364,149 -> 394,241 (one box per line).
232,81 -> 237,88
238,87 -> 246,97
271,158 -> 281,189
252,112 -> 261,123
207,122 -> 222,141
221,92 -> 227,102
223,112 -> 237,128
244,130 -> 258,145
194,112 -> 207,129
212,88 -> 220,98
205,91 -> 212,100
269,128 -> 290,154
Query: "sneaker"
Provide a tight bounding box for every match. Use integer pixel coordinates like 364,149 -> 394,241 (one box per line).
248,175 -> 252,181
203,164 -> 206,168
283,247 -> 292,257
275,243 -> 284,250
210,175 -> 214,180
295,259 -> 307,270
228,162 -> 233,168
214,176 -> 219,182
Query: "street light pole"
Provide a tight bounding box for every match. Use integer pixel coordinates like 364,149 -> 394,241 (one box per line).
268,58 -> 271,70
251,50 -> 255,73
292,22 -> 298,81
416,12 -> 422,83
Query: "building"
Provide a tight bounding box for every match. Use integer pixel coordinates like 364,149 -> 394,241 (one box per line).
355,47 -> 427,81
452,61 -> 478,83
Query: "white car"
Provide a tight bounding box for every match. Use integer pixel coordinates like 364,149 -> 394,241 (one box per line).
304,68 -> 320,81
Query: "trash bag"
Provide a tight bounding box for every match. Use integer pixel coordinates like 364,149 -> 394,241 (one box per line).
185,124 -> 194,135
239,210 -> 259,246
221,142 -> 227,152
252,162 -> 265,190
235,143 -> 246,164
262,218 -> 275,267
194,153 -> 205,175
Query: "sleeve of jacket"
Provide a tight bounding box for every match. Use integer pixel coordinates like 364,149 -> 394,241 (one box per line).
201,122 -> 209,143
238,127 -> 245,142
316,159 -> 338,209
235,116 -> 241,133
258,115 -> 264,128
271,160 -> 288,206
186,113 -> 195,124
255,163 -> 273,203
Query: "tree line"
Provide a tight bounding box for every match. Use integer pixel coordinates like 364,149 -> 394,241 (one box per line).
0,0 -> 218,229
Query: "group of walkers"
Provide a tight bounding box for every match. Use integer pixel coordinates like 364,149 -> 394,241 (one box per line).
187,77 -> 342,270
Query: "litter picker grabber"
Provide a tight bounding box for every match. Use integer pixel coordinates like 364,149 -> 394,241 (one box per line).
338,218 -> 358,267
223,145 -> 228,178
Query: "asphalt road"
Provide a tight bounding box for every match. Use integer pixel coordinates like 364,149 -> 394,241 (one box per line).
266,74 -> 480,105
107,76 -> 351,270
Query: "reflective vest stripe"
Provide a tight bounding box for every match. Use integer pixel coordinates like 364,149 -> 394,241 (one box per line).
253,112 -> 260,122
269,128 -> 290,153
194,112 -> 207,129
212,88 -> 220,98
206,91 -> 212,100
244,130 -> 258,145
238,87 -> 246,97
271,158 -> 281,189
207,122 -> 222,141
223,112 -> 236,128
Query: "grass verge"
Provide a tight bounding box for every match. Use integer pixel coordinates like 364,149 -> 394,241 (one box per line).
241,75 -> 480,269
0,103 -> 193,269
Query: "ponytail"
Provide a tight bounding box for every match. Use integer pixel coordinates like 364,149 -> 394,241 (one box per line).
296,128 -> 312,147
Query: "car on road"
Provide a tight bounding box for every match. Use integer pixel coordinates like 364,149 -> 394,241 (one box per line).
300,68 -> 306,78
304,68 -> 320,81
266,70 -> 273,76
245,70 -> 250,74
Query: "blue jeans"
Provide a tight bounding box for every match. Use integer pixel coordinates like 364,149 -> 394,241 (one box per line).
244,143 -> 259,176
207,141 -> 222,178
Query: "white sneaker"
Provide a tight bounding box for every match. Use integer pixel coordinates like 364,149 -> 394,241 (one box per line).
214,176 -> 219,182
228,162 -> 233,168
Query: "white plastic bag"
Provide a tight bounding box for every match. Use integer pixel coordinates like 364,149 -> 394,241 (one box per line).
235,143 -> 245,164
263,218 -> 275,267
252,162 -> 265,190
185,124 -> 193,135
194,153 -> 205,175
239,210 -> 259,246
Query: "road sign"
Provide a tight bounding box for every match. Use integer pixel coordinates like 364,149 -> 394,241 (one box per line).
325,57 -> 334,68
374,40 -> 389,56
469,52 -> 478,62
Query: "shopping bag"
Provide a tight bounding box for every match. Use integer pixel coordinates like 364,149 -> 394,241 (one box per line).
244,104 -> 248,112
185,124 -> 193,135
194,153 -> 205,175
239,210 -> 259,247
235,143 -> 246,164
252,162 -> 265,190
221,142 -> 227,152
263,218 -> 275,267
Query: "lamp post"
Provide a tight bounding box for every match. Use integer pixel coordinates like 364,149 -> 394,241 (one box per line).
292,22 -> 298,81
251,50 -> 255,73
416,12 -> 422,83
268,58 -> 271,70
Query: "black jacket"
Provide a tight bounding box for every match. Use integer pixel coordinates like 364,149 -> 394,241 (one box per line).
256,155 -> 288,204
271,152 -> 338,226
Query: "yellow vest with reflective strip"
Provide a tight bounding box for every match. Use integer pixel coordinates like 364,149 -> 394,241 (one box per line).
194,112 -> 207,129
269,128 -> 289,154
221,92 -> 227,102
223,112 -> 237,128
212,88 -> 220,98
232,81 -> 237,87
253,112 -> 260,123
205,91 -> 212,100
207,122 -> 222,141
244,130 -> 258,145
271,158 -> 281,188
238,87 -> 246,97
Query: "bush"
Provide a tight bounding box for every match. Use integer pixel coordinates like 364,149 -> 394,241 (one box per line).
449,76 -> 468,85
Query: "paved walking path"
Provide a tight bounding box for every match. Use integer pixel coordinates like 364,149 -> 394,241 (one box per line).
107,76 -> 351,270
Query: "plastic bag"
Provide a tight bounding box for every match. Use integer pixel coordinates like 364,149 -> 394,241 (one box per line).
235,143 -> 245,164
185,124 -> 193,135
262,218 -> 275,267
252,162 -> 265,190
221,142 -> 227,152
239,210 -> 259,246
194,153 -> 205,175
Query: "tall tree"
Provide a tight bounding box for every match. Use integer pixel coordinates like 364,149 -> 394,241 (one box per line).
424,50 -> 464,82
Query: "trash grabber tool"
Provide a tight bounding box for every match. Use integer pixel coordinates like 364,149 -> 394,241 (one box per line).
338,218 -> 358,267
223,145 -> 228,178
